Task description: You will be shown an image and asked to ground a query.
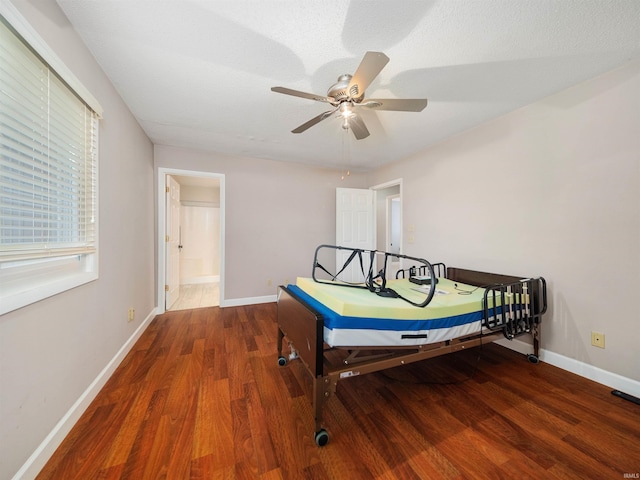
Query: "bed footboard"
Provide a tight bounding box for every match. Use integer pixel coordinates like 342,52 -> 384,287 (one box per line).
447,268 -> 547,360
483,277 -> 547,338
276,286 -> 329,444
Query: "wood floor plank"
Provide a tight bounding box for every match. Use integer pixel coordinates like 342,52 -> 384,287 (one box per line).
245,378 -> 279,474
166,390 -> 199,480
118,387 -> 168,479
231,396 -> 256,472
189,453 -> 215,480
192,375 -> 234,468
259,468 -> 284,480
36,305 -> 640,479
313,394 -> 383,479
100,383 -> 156,469
562,421 -> 640,474
95,463 -> 124,480
475,411 -> 558,470
406,449 -> 462,480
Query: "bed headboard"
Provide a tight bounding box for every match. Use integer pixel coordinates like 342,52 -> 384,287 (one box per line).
446,267 -> 524,287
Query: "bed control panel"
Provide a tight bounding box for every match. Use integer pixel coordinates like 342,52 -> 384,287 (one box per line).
409,276 -> 438,285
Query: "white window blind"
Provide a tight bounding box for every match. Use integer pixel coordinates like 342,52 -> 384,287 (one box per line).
0,12 -> 100,314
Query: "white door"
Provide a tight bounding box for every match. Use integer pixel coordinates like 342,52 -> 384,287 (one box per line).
336,188 -> 375,283
165,175 -> 181,309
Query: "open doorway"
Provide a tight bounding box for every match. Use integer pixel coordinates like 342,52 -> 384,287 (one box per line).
157,168 -> 225,312
371,179 -> 402,279
387,195 -> 401,254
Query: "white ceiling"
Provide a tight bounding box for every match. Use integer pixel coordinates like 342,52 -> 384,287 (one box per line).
56,0 -> 640,172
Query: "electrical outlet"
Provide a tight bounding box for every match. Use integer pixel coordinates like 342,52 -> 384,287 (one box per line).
591,331 -> 605,349
267,279 -> 272,287
128,307 -> 135,322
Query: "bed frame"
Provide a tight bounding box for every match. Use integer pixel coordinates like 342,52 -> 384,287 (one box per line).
276,256 -> 547,446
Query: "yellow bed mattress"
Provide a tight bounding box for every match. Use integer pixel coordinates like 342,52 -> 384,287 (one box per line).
287,277 -> 514,347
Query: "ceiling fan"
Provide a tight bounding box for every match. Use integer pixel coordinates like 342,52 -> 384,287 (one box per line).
271,52 -> 428,140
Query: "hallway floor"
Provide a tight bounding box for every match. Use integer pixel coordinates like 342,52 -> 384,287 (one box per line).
169,282 -> 219,310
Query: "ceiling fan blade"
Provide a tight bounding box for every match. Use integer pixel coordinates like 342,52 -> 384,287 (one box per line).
360,98 -> 428,112
348,114 -> 370,140
347,51 -> 389,99
271,86 -> 334,103
291,108 -> 338,134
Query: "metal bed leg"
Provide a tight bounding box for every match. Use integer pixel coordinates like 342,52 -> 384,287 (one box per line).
277,327 -> 288,366
528,323 -> 541,364
313,376 -> 329,446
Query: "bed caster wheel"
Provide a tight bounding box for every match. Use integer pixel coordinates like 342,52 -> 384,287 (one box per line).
527,354 -> 539,364
277,356 -> 288,367
315,429 -> 329,447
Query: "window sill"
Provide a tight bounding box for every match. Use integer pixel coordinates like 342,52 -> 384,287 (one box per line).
0,256 -> 98,315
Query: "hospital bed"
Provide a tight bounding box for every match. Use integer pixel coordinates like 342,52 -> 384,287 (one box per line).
276,245 -> 547,446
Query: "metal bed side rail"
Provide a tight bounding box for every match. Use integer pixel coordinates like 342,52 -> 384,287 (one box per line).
311,244 -> 438,308
395,262 -> 447,279
483,276 -> 547,340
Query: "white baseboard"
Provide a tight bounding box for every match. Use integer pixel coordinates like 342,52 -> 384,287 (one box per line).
13,308 -> 159,480
220,294 -> 277,308
495,338 -> 640,398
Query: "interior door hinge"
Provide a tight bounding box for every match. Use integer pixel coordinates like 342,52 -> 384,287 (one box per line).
166,235 -> 169,242
166,186 -> 170,193
165,285 -> 169,292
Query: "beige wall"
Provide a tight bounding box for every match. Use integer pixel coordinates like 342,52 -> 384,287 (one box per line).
155,146 -> 369,301
0,1 -> 155,478
369,60 -> 640,382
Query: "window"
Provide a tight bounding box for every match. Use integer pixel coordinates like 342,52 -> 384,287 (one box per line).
0,7 -> 102,315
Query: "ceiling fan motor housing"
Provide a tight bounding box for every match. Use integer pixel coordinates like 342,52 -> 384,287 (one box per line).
328,74 -> 364,104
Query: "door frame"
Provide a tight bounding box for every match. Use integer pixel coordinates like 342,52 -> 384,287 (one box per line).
165,174 -> 181,309
157,167 -> 225,312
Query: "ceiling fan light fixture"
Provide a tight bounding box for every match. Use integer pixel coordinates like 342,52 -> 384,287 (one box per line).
339,102 -> 354,118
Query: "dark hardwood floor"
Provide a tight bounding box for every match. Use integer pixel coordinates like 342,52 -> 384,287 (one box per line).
37,304 -> 640,479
